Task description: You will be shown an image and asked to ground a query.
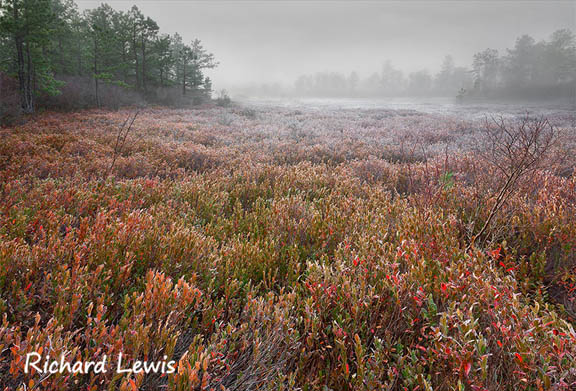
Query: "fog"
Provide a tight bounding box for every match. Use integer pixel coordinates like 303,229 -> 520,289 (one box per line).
74,0 -> 574,95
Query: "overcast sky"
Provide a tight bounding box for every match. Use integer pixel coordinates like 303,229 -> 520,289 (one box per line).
75,0 -> 575,90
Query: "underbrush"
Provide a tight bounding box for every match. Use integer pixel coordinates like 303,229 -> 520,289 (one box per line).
0,106 -> 575,390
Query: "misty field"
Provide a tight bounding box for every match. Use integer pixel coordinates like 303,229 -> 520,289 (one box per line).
1,103 -> 576,390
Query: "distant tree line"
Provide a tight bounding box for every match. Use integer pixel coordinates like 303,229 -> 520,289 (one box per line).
293,29 -> 575,100
0,0 -> 218,117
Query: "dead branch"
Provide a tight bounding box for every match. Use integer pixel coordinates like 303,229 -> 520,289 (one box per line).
467,113 -> 556,250
103,110 -> 140,179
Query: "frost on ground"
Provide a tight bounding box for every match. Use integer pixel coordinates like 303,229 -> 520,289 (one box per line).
0,103 -> 575,390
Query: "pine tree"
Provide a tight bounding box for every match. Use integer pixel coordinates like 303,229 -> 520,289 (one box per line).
0,0 -> 219,110
0,0 -> 61,112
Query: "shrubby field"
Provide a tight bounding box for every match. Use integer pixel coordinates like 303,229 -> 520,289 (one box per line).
1,104 -> 575,390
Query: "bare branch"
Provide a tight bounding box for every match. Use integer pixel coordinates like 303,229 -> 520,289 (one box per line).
467,113 -> 556,250
103,110 -> 140,179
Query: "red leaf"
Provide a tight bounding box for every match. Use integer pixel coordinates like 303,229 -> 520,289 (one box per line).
515,353 -> 523,363
415,344 -> 426,352
490,247 -> 502,259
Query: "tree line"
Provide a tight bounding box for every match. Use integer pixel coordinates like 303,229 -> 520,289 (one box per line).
292,29 -> 575,99
0,0 -> 218,116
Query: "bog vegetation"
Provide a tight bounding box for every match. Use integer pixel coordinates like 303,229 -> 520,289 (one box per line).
0,104 -> 575,390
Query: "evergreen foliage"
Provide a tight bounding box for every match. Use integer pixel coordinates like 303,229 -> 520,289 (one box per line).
0,0 -> 218,113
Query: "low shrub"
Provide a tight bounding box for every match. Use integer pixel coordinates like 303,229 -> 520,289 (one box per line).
0,105 -> 575,390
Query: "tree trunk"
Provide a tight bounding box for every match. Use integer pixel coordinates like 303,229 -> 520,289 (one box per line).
132,26 -> 140,90
23,43 -> 34,113
15,38 -> 28,112
182,61 -> 186,95
77,40 -> 82,75
13,4 -> 33,113
28,45 -> 34,106
141,35 -> 147,93
58,38 -> 65,73
94,35 -> 100,107
122,48 -> 128,84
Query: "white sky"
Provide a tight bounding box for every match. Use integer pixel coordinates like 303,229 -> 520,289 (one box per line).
75,0 -> 576,90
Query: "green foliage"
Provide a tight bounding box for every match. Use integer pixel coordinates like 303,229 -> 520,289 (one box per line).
439,170 -> 454,189
0,0 -> 61,111
0,0 -> 218,113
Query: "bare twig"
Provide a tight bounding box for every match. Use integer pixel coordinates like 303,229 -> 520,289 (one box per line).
467,113 -> 556,251
103,110 -> 140,179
